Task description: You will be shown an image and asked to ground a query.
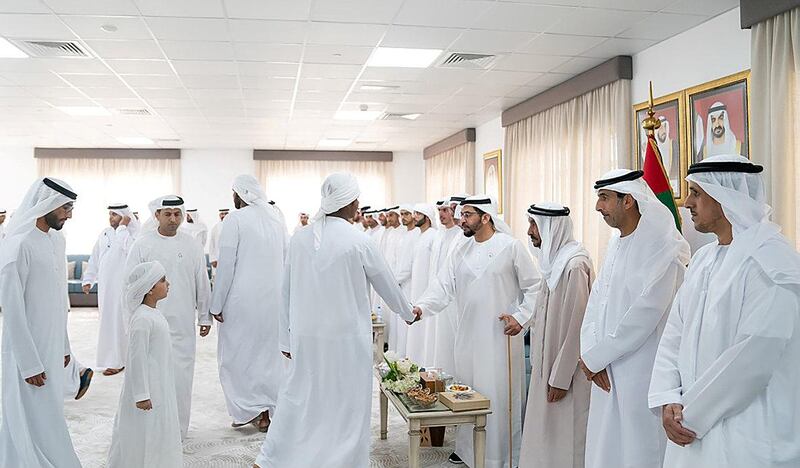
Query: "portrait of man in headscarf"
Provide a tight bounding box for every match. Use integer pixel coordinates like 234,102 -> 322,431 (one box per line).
688,73 -> 750,163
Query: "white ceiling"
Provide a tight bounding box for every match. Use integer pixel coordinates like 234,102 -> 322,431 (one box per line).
0,0 -> 738,151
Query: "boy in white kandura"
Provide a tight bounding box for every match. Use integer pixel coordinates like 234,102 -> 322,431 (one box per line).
107,261 -> 183,468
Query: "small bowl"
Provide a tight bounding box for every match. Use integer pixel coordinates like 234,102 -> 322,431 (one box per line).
446,384 -> 472,393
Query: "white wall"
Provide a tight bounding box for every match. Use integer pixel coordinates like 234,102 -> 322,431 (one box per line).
179,149 -> 254,227
392,150 -> 425,203
475,117 -> 505,195
632,7 -> 750,103
1,147 -> 37,211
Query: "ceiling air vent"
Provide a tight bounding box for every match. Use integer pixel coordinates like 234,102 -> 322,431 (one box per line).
438,52 -> 496,69
117,108 -> 151,116
13,40 -> 90,58
380,113 -> 420,121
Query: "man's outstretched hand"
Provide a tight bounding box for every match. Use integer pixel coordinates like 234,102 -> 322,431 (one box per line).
407,306 -> 422,325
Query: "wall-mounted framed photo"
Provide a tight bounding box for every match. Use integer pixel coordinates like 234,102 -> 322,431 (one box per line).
632,90 -> 687,202
483,149 -> 503,214
686,70 -> 750,163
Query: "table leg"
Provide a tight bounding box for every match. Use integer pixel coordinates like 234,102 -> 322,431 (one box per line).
473,415 -> 487,468
408,419 -> 422,468
378,329 -> 385,357
380,389 -> 388,440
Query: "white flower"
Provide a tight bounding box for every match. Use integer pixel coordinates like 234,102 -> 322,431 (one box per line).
384,350 -> 399,363
397,358 -> 413,374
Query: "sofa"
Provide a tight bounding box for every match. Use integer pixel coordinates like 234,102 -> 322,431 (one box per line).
67,254 -> 97,308
67,254 -> 213,308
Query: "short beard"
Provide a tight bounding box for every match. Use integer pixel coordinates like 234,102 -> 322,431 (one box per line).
44,211 -> 64,231
713,126 -> 725,138
461,222 -> 479,237
415,217 -> 427,228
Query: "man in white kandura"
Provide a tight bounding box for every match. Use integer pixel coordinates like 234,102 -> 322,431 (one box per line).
181,208 -> 208,249
405,203 -> 438,365
83,203 -> 140,376
414,195 -> 539,468
208,208 -> 230,271
253,172 -> 419,468
0,177 -> 81,467
126,195 -> 212,438
391,205 -> 420,357
519,203 -> 594,468
580,169 -> 690,468
422,196 -> 467,371
292,212 -> 309,235
211,175 -> 288,432
649,155 -> 800,468
379,205 -> 402,345
364,209 -> 384,245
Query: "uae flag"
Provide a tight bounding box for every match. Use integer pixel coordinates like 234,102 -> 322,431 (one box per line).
642,132 -> 681,231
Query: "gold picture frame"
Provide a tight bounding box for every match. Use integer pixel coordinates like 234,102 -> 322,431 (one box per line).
632,90 -> 688,204
483,149 -> 503,214
685,70 -> 751,164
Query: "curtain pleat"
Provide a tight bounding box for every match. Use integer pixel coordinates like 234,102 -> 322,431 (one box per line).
424,141 -> 476,202
505,80 -> 631,263
37,157 -> 181,253
256,159 -> 393,226
751,7 -> 800,248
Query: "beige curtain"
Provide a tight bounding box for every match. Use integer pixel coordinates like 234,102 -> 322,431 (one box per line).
256,159 -> 393,226
37,157 -> 181,253
425,141 -> 476,202
751,7 -> 800,248
505,79 -> 631,263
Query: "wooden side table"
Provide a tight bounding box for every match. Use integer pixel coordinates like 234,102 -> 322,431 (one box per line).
377,384 -> 491,468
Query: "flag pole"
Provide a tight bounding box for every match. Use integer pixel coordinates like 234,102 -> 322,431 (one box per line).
643,80 -> 661,136
507,335 -> 513,468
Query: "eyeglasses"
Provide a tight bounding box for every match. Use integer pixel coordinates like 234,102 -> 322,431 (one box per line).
460,211 -> 479,218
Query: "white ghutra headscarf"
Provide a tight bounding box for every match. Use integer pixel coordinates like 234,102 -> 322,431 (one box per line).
527,202 -> 590,290
312,172 -> 360,250
124,261 -> 167,314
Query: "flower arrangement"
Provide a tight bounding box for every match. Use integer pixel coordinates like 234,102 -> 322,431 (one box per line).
379,351 -> 420,394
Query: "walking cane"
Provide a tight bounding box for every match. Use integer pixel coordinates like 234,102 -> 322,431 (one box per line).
507,334 -> 513,468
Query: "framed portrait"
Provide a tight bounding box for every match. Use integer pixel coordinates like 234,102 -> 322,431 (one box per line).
483,149 -> 503,214
686,70 -> 750,163
632,90 -> 687,201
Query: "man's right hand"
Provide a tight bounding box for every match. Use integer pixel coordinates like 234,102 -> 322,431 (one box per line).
25,372 -> 47,387
591,369 -> 611,392
406,306 -> 422,325
82,284 -> 91,295
662,404 -> 696,446
121,215 -> 131,227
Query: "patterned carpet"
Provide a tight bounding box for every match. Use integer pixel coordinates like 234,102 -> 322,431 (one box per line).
0,309 -> 456,467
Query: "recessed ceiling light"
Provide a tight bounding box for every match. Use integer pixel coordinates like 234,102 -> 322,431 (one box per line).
100,24 -> 118,33
400,113 -> 421,120
334,110 -> 382,121
56,106 -> 111,116
318,138 -> 352,147
117,136 -> 154,145
360,84 -> 400,91
0,38 -> 28,58
366,47 -> 442,68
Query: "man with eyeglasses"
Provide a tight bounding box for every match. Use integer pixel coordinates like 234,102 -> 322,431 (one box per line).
414,195 -> 539,467
0,177 -> 82,467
